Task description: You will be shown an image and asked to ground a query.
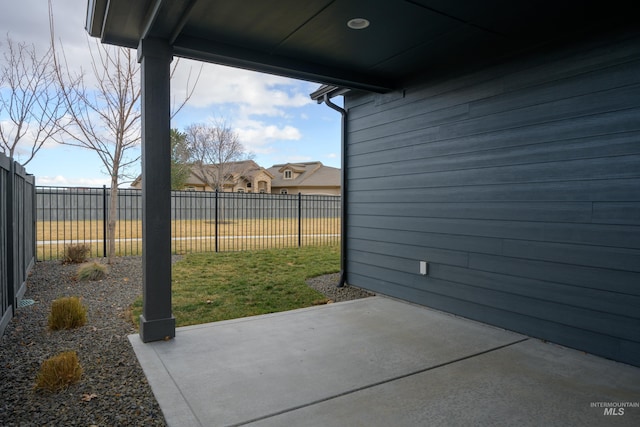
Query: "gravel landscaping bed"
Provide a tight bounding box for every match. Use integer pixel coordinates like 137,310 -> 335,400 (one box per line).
1,257 -> 372,426
0,257 -> 167,427
305,273 -> 375,302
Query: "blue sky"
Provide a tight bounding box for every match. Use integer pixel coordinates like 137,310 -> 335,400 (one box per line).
0,0 -> 342,187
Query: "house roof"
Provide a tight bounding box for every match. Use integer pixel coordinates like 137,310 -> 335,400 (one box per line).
198,159 -> 274,181
268,162 -> 340,188
86,1 -> 635,93
131,160 -> 273,188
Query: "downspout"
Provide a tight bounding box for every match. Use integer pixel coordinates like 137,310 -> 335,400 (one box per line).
322,94 -> 348,287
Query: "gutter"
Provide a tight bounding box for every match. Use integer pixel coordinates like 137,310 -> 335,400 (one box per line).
314,88 -> 348,287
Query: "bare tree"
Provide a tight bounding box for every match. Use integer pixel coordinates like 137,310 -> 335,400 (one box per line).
51,38 -> 140,264
49,4 -> 199,263
185,120 -> 251,191
0,35 -> 67,166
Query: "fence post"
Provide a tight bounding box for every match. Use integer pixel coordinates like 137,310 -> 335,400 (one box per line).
298,192 -> 302,247
102,185 -> 107,257
6,161 -> 16,310
215,190 -> 219,253
32,177 -> 37,262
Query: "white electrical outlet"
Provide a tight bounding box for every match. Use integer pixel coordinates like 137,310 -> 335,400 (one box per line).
420,261 -> 428,275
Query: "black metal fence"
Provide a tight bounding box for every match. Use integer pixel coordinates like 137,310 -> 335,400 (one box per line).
1,154 -> 36,338
36,186 -> 341,259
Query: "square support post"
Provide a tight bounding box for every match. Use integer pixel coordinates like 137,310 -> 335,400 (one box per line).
138,38 -> 175,342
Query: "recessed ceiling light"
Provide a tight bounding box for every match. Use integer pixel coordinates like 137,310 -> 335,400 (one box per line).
347,18 -> 370,30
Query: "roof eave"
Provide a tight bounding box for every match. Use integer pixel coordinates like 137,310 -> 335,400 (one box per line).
310,85 -> 351,102
85,0 -> 108,37
173,40 -> 392,93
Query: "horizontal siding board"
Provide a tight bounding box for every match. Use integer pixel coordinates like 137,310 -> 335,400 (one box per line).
349,81 -> 500,133
349,239 -> 469,268
350,226 -> 503,256
435,84 -> 640,141
344,93 -> 373,109
433,264 -> 640,319
348,65 -> 502,121
349,154 -> 640,191
350,201 -> 593,223
502,240 -> 640,272
349,253 -> 640,319
347,32 -> 640,122
349,178 -> 640,204
349,84 -> 640,146
527,222 -> 640,250
499,32 -> 640,92
468,253 -> 640,296
349,215 -> 640,250
349,103 -> 470,143
349,131 -> 640,175
349,124 -> 440,156
349,107 -> 640,158
424,276 -> 640,343
348,262 -> 435,294
468,59 -> 640,118
348,58 -> 640,134
592,202 -> 640,225
349,250 -> 419,275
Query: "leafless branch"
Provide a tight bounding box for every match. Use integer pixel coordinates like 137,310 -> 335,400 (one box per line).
0,34 -> 68,166
170,59 -> 203,118
185,119 -> 250,191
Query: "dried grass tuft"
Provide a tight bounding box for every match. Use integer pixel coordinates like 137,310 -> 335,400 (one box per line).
63,244 -> 90,264
77,262 -> 107,281
48,296 -> 87,330
34,351 -> 83,392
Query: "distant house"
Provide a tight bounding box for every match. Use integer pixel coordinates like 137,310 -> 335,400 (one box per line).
132,160 -> 274,193
132,160 -> 340,195
267,162 -> 340,195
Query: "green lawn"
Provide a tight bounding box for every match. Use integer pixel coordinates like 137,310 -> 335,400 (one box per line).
132,245 -> 340,327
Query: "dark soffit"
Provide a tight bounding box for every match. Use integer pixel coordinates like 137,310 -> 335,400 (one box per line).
86,0 -> 636,93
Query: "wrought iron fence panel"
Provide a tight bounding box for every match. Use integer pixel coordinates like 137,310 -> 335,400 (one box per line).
36,186 -> 340,259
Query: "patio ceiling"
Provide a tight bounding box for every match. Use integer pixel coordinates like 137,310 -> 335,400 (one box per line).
86,0 -> 631,93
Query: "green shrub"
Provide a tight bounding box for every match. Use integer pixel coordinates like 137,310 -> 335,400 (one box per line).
48,297 -> 87,330
77,262 -> 107,281
34,351 -> 83,392
63,244 -> 90,264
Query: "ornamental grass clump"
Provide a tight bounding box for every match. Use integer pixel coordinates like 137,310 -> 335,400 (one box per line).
63,244 -> 90,264
48,296 -> 87,330
34,351 -> 83,392
77,262 -> 107,281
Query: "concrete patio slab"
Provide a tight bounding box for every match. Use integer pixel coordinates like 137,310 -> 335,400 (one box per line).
129,296 -> 640,427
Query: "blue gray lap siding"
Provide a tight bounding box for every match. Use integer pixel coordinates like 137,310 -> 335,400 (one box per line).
344,31 -> 640,367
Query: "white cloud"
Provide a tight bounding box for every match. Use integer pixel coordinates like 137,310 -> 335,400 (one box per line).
172,61 -> 312,118
36,175 -> 111,187
326,153 -> 338,159
0,1 -> 93,76
234,118 -> 302,154
0,118 -> 61,163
